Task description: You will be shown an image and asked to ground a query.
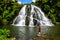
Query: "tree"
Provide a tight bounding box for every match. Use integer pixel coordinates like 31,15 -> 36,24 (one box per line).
0,0 -> 23,26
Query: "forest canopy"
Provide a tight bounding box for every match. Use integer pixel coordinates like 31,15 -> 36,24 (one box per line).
0,0 -> 23,26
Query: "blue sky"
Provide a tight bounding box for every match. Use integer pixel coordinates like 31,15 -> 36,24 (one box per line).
18,0 -> 35,4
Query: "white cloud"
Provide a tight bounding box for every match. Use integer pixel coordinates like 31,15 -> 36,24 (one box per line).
32,0 -> 36,2
18,1 -> 21,4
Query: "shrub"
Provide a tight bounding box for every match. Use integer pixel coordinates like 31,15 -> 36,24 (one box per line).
0,29 -> 10,40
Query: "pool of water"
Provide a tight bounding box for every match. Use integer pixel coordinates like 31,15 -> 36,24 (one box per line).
3,25 -> 60,40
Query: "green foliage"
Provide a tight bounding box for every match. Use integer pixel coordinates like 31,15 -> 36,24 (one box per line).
0,29 -> 10,36
33,0 -> 60,25
0,16 -> 2,19
3,19 -> 8,25
0,0 -> 23,26
42,0 -> 49,3
0,29 -> 10,40
50,8 -> 55,13
44,4 -> 50,11
57,2 -> 60,7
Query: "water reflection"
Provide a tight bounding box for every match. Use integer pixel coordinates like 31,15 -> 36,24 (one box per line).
4,25 -> 60,40
11,26 -> 37,40
25,27 -> 37,40
41,26 -> 49,36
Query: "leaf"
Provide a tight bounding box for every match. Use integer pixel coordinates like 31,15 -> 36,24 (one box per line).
0,16 -> 2,19
50,8 -> 55,13
44,4 -> 50,11
42,0 -> 49,3
57,2 -> 60,7
3,19 -> 8,25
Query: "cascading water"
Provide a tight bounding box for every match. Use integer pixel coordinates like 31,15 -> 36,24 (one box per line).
12,5 -> 26,26
12,5 -> 54,27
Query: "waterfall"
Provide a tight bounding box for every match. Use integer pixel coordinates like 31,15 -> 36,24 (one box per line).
12,5 -> 26,26
12,5 -> 54,27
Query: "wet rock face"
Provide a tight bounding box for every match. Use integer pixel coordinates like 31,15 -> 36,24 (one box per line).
12,5 -> 54,27
26,5 -> 31,16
